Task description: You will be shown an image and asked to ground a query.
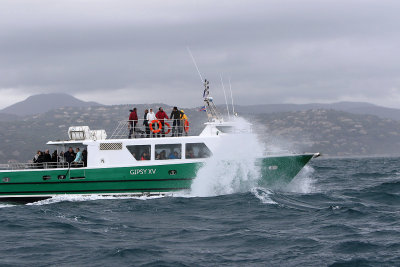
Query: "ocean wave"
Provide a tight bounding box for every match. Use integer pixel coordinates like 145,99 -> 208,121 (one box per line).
366,180 -> 400,193
329,258 -> 383,267
351,172 -> 391,179
334,240 -> 380,253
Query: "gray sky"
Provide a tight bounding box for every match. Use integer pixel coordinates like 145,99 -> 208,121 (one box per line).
1,0 -> 400,109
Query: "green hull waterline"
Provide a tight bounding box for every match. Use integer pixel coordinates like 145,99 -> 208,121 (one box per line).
0,154 -> 314,197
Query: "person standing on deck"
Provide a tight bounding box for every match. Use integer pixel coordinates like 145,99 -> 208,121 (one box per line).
82,149 -> 88,167
147,108 -> 156,138
64,147 -> 75,164
180,110 -> 188,136
51,150 -> 58,162
128,108 -> 138,139
72,147 -> 83,166
170,107 -> 182,137
143,109 -> 150,138
156,107 -> 169,137
43,149 -> 52,163
33,151 -> 42,163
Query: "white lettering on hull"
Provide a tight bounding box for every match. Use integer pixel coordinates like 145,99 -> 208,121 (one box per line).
130,169 -> 157,175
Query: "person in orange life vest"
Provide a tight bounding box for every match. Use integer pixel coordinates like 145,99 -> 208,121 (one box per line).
180,109 -> 189,136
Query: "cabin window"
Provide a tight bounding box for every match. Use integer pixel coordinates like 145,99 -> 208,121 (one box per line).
216,126 -> 234,133
185,143 -> 212,159
155,144 -> 181,160
126,145 -> 151,161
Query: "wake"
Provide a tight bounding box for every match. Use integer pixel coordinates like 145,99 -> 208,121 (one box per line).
27,194 -> 165,206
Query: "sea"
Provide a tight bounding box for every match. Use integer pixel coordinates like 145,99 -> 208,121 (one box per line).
1,156 -> 400,266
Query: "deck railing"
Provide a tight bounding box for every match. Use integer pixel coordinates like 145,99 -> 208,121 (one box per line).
109,119 -> 189,139
0,162 -> 84,171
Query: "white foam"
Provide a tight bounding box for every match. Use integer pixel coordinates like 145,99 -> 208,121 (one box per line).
190,117 -> 264,197
250,187 -> 277,204
0,204 -> 15,208
27,194 -> 165,206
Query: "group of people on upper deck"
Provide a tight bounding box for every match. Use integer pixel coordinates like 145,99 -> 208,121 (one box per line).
128,106 -> 188,139
33,147 -> 87,167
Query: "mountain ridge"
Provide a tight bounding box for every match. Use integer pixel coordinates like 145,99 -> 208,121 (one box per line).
1,93 -> 400,122
0,93 -> 102,116
1,105 -> 400,163
228,102 -> 400,121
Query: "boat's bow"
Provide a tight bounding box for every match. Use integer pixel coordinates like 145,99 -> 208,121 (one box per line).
257,153 -> 319,186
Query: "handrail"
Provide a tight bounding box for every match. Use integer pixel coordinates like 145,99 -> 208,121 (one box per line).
0,162 -> 84,171
109,119 -> 189,139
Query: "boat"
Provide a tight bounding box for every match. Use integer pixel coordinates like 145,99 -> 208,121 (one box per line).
0,79 -> 319,200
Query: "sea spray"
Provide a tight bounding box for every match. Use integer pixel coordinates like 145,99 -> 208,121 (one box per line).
285,165 -> 316,193
191,117 -> 265,197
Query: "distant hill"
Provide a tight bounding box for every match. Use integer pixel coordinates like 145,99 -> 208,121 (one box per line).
229,102 -> 400,121
0,112 -> 20,122
1,96 -> 400,162
249,109 -> 400,156
3,93 -> 400,121
1,93 -> 102,116
1,104 -> 400,162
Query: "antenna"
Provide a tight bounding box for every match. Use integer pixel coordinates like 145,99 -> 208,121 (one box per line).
228,77 -> 236,115
186,48 -> 223,122
186,47 -> 203,83
220,74 -> 230,118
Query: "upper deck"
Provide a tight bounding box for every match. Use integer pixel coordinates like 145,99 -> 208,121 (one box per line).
46,117 -> 250,145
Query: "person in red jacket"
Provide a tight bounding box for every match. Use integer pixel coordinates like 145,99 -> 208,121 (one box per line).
128,107 -> 138,138
156,107 -> 169,137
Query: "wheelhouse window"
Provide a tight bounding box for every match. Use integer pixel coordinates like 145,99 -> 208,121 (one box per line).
155,144 -> 181,160
185,143 -> 212,159
216,126 -> 234,133
126,145 -> 151,161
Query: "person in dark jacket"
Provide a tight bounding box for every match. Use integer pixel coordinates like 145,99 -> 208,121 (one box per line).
156,107 -> 169,137
51,150 -> 58,162
33,150 -> 45,168
170,107 -> 182,137
143,109 -> 150,138
43,149 -> 52,163
64,147 -> 75,164
82,149 -> 88,167
33,150 -> 44,163
128,108 -> 138,139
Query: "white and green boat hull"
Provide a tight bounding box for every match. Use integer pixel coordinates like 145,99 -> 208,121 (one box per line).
0,154 -> 315,199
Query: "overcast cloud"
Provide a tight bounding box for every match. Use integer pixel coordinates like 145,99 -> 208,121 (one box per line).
0,0 -> 400,109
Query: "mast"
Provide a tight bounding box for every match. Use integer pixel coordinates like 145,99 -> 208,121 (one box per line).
203,79 -> 223,122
